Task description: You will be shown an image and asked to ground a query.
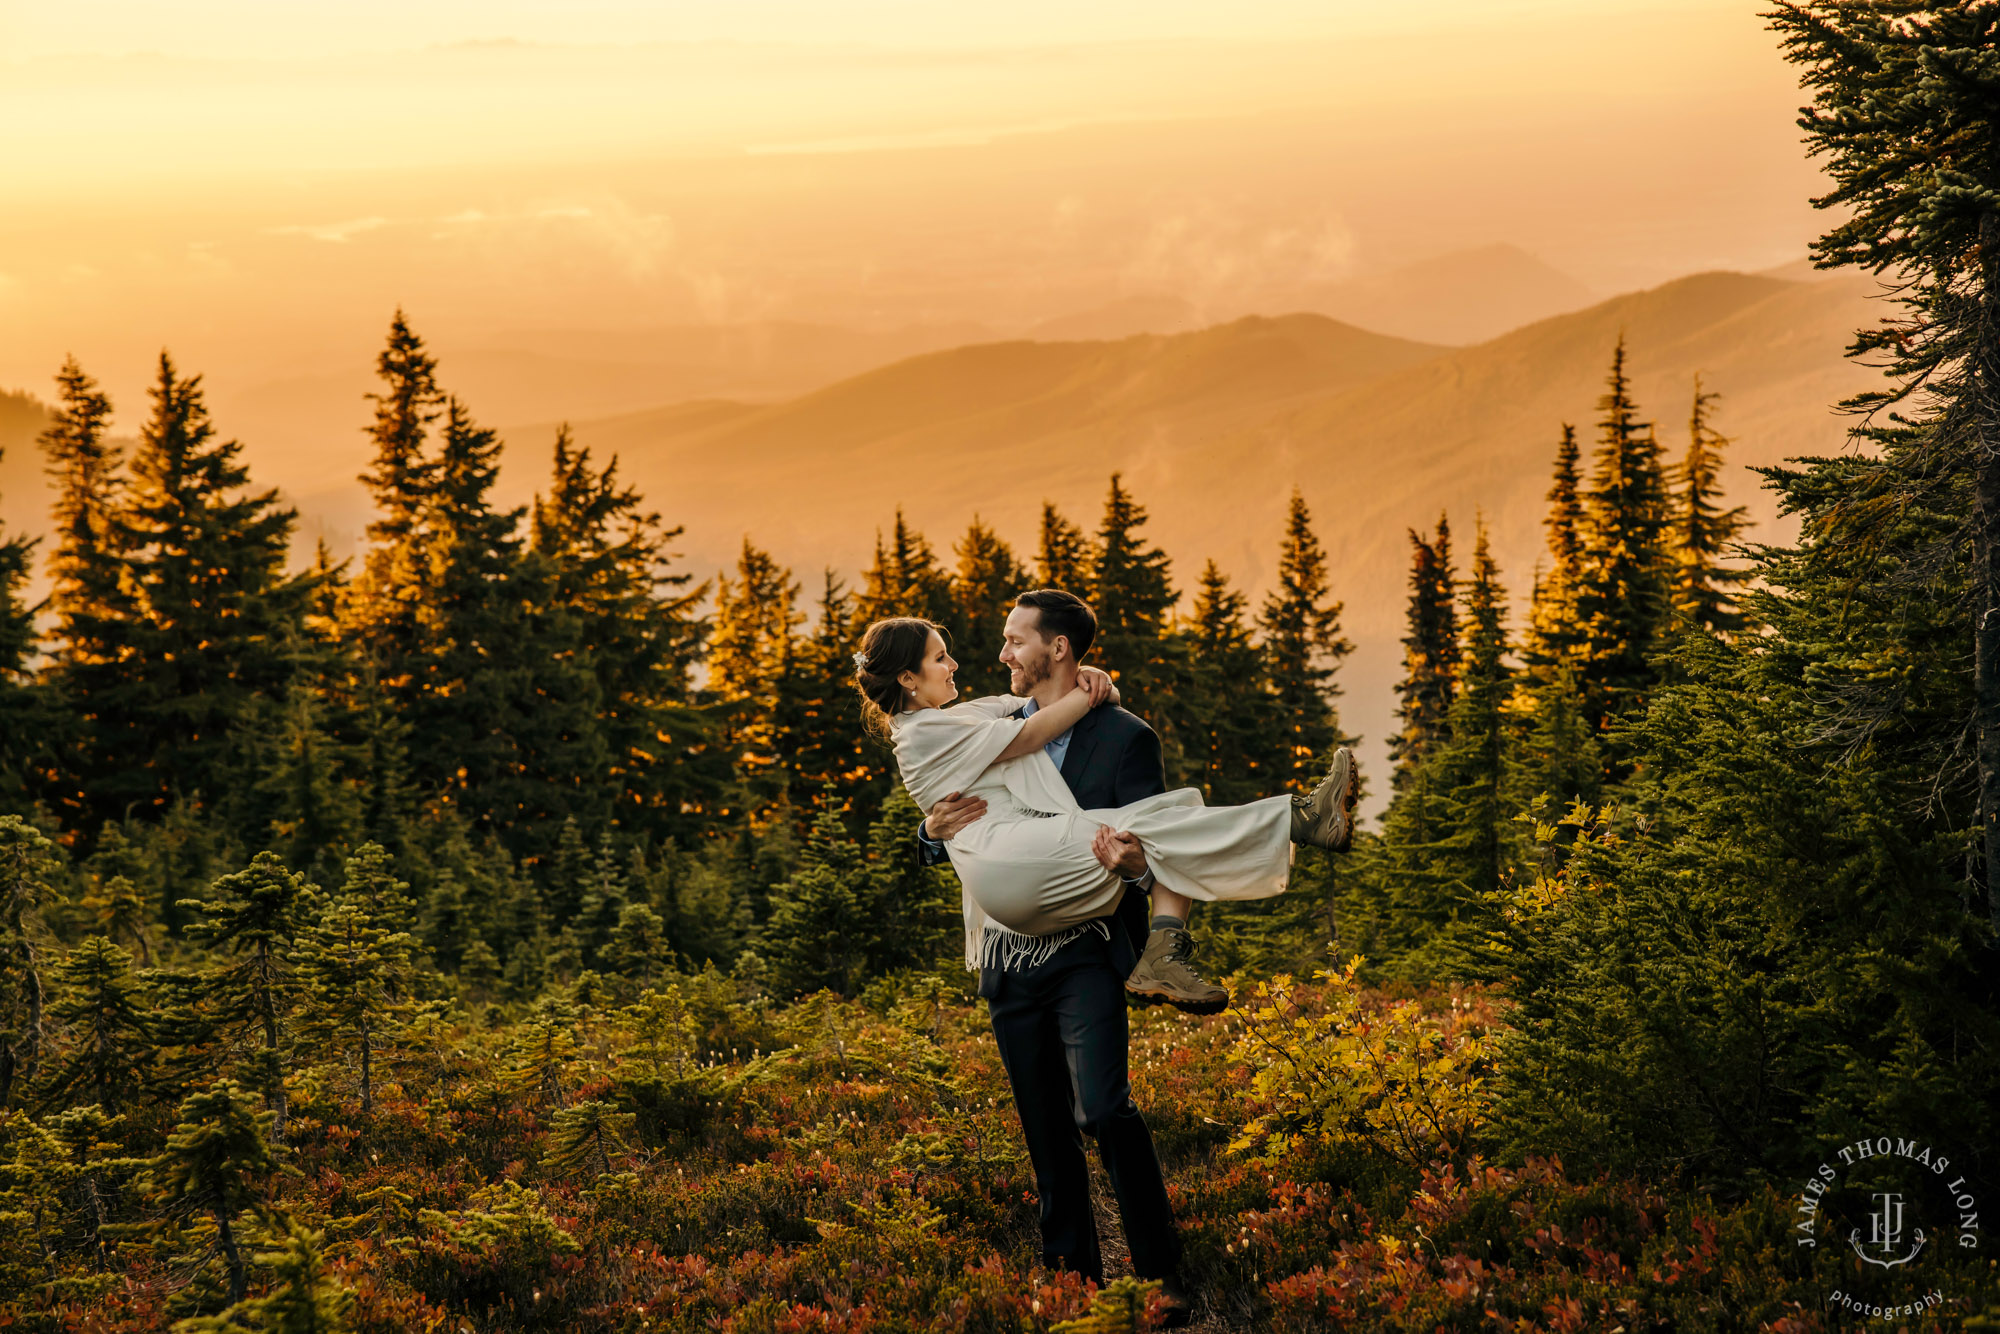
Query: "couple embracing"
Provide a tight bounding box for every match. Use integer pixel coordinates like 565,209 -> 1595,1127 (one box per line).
853,589 -> 1358,1326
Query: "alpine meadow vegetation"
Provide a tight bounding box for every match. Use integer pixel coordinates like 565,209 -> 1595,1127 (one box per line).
0,8 -> 1996,1328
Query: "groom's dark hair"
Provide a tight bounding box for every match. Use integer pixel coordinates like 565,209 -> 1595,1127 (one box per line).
1016,589 -> 1096,662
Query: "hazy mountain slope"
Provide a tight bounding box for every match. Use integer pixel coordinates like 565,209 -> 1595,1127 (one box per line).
1284,243 -> 1599,345
499,269 -> 1882,790
210,319 -> 997,497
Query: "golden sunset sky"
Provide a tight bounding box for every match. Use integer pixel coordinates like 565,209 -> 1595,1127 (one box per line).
3,1 -> 1821,412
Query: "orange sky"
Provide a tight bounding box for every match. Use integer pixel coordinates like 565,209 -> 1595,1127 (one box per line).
1,2 -> 1824,412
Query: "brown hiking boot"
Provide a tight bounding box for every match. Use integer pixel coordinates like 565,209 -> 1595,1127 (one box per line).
1125,927 -> 1229,1015
1291,747 -> 1359,852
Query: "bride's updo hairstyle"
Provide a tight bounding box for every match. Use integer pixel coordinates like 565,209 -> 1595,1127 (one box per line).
855,616 -> 941,736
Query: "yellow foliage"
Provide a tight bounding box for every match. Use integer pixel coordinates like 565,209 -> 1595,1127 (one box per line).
1227,958 -> 1490,1170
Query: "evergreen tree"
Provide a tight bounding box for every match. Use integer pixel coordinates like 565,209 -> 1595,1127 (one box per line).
600,903 -> 672,990
1406,524 -> 1519,975
1763,3 -> 2000,926
1669,378 -> 1751,636
1503,666 -> 1603,837
763,802 -> 874,998
1524,424 -> 1588,671
179,854 -> 317,1132
0,818 -> 61,1110
618,984 -> 700,1084
294,896 -> 413,1119
775,572 -> 870,800
856,511 -> 956,631
149,1080 -> 279,1306
1390,513 -> 1459,781
108,354 -> 312,821
950,518 -> 1026,696
544,1100 -> 634,1179
1035,502 -> 1091,591
353,311 -> 443,683
1256,489 -> 1353,791
1573,338 -> 1671,736
179,1223 -> 355,1334
80,874 -> 152,969
709,539 -> 803,805
0,461 -> 38,816
35,359 -> 126,828
1089,474 -> 1178,708
529,428 -> 720,848
1169,561 -> 1271,803
861,789 -> 958,975
258,691 -> 364,886
40,936 -> 152,1114
412,397 -> 532,820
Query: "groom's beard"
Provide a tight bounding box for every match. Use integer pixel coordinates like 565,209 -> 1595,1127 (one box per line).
1011,653 -> 1051,694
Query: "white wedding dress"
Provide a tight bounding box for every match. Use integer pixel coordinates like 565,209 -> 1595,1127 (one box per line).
891,695 -> 1293,970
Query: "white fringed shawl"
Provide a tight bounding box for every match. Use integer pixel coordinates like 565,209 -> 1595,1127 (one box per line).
890,695 -> 1096,971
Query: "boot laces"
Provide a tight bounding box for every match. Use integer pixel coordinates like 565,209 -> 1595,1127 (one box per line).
1164,929 -> 1207,974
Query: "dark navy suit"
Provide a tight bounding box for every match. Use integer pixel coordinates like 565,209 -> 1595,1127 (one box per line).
918,702 -> 1182,1286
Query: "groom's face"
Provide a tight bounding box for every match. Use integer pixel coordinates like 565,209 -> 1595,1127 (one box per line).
1000,605 -> 1058,694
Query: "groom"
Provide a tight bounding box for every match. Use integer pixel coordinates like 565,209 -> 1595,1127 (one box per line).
914,588 -> 1213,1327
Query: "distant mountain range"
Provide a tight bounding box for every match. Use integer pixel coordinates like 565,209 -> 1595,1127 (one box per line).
480,267 -> 1883,789
1,262 -> 1890,799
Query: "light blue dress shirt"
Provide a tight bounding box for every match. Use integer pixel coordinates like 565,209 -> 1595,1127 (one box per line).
1018,695 -> 1075,769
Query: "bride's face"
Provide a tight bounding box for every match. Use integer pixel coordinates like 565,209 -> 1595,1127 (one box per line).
899,630 -> 959,711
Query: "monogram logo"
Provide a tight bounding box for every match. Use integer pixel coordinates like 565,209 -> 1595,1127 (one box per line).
1851,1191 -> 1926,1268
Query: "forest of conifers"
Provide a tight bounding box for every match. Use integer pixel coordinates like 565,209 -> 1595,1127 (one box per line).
0,6 -> 1998,1330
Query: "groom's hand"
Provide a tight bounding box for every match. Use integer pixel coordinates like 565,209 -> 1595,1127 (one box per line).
1092,826 -> 1149,878
925,792 -> 987,841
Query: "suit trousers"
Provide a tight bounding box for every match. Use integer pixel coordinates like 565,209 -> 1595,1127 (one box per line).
985,930 -> 1182,1286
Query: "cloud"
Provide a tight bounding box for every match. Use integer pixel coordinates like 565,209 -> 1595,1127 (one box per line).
268,216 -> 391,243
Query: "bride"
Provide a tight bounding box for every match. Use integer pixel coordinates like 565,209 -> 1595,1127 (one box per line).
856,615 -> 1357,1013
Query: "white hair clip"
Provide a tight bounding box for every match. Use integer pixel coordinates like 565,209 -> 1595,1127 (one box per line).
852,651 -> 871,673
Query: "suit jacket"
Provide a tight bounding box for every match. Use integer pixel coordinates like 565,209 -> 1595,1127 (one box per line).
916,701 -> 1168,995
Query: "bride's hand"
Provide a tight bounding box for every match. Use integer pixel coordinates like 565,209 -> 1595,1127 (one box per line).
1078,666 -> 1119,707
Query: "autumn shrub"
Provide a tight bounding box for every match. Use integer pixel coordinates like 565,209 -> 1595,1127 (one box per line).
1227,957 -> 1494,1169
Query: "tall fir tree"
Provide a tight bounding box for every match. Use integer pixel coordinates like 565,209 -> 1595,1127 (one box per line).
1035,502 -> 1092,591
1573,338 -> 1672,736
1408,523 -> 1520,975
530,427 -> 721,846
856,511 -> 956,632
708,539 -> 803,807
1257,489 -> 1352,791
1524,424 -> 1588,671
1167,561 -> 1271,804
0,454 -> 38,816
1089,474 -> 1178,709
353,311 -> 443,690
1669,378 -> 1750,636
950,517 -> 1025,696
1766,0 -> 2000,928
108,354 -> 312,823
413,397 -> 530,813
1390,513 -> 1459,782
34,360 -> 128,825
775,572 -> 871,802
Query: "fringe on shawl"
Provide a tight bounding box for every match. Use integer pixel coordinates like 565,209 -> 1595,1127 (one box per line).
972,918 -> 1112,973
